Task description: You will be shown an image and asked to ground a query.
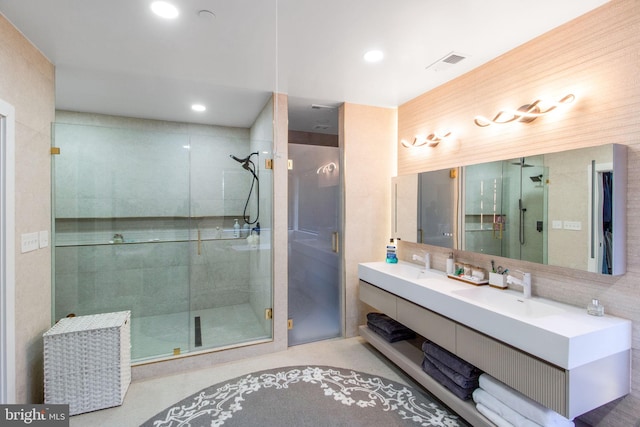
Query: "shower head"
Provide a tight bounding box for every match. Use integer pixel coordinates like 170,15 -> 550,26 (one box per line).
511,157 -> 534,167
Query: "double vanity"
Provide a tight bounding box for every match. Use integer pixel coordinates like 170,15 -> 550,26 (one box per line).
358,261 -> 631,425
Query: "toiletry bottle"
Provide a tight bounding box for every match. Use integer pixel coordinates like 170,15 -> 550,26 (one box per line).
242,223 -> 250,238
424,253 -> 431,269
386,238 -> 398,264
587,299 -> 605,316
233,219 -> 240,238
446,253 -> 454,275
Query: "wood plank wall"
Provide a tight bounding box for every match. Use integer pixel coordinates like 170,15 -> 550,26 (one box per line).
398,0 -> 640,174
397,1 -> 640,425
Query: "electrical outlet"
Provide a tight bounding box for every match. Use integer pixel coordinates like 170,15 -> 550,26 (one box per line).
552,220 -> 563,229
39,230 -> 49,248
21,232 -> 39,253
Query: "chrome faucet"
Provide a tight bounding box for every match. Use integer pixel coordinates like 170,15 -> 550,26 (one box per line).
506,271 -> 532,299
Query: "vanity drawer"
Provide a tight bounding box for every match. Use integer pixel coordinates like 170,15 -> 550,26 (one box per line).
359,280 -> 397,319
456,324 -> 567,416
396,298 -> 456,353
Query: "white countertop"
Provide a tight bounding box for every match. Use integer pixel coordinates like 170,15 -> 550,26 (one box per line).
358,261 -> 631,370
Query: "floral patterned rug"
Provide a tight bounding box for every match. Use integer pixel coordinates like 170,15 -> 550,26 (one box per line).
141,366 -> 469,427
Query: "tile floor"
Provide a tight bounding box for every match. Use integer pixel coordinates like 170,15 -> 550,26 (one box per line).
70,337 -> 429,426
69,336 -> 591,427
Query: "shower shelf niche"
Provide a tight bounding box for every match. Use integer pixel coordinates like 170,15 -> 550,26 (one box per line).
54,216 -> 251,247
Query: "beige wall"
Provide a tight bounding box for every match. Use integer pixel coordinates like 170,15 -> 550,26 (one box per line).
397,0 -> 640,425
341,103 -> 397,337
0,14 -> 55,402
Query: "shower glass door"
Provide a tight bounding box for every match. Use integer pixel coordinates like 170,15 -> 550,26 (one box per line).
52,122 -> 191,361
187,131 -> 273,352
287,143 -> 341,346
52,116 -> 273,362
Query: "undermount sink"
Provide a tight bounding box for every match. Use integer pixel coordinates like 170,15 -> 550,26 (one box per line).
452,287 -> 564,318
364,261 -> 441,281
358,261 -> 632,370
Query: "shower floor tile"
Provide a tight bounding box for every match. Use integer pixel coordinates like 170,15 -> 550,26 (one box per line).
131,303 -> 270,361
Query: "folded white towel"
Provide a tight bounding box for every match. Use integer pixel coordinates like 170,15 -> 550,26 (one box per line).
479,374 -> 574,427
473,388 -> 541,427
476,403 -> 514,427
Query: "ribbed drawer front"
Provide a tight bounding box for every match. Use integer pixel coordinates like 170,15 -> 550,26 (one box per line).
456,325 -> 567,416
396,298 -> 456,353
359,281 -> 397,319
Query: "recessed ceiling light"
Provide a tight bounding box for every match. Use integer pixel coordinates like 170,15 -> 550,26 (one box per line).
364,50 -> 384,63
151,1 -> 179,19
191,104 -> 206,112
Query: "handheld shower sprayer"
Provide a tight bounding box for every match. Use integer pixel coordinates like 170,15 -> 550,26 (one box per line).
230,152 -> 260,225
230,154 -> 247,163
230,152 -> 259,166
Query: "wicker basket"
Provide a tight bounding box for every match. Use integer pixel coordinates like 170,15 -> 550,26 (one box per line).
43,311 -> 131,415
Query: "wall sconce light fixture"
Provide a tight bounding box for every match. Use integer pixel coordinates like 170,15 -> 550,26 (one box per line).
474,94 -> 575,127
401,131 -> 452,148
316,162 -> 337,174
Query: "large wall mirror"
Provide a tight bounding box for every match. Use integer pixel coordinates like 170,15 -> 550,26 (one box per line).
394,144 -> 627,276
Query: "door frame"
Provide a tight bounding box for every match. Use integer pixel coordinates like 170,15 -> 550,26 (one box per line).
0,98 -> 16,404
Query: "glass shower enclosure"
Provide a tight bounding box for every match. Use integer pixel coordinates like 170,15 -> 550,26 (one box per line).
463,156 -> 548,263
52,113 -> 273,362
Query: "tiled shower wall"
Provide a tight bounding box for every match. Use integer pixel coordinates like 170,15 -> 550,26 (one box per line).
55,235 -> 254,320
53,111 -> 268,323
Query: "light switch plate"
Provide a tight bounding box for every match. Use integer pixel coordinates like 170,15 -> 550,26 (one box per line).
39,230 -> 49,248
21,232 -> 39,253
552,220 -> 563,229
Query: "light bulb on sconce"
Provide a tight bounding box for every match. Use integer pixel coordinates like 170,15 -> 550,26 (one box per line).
474,94 -> 575,127
400,131 -> 452,148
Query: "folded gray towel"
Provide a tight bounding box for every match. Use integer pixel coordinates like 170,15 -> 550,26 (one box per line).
421,357 -> 475,401
367,322 -> 416,343
422,340 -> 480,379
366,313 -> 414,336
424,353 -> 479,389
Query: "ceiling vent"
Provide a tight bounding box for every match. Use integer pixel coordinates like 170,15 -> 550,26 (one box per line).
426,52 -> 468,72
311,104 -> 337,110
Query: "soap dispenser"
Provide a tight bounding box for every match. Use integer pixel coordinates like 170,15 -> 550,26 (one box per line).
233,219 -> 240,238
446,253 -> 454,274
